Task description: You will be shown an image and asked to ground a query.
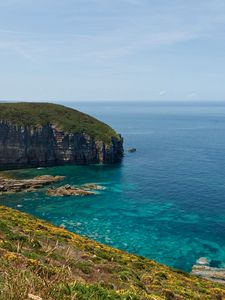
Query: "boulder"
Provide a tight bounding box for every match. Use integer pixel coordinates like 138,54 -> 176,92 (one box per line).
128,148 -> 136,153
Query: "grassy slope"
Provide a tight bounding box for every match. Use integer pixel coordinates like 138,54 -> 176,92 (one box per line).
0,103 -> 120,144
0,206 -> 225,300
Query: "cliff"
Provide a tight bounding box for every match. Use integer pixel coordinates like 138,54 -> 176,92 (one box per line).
0,205 -> 225,300
0,103 -> 123,170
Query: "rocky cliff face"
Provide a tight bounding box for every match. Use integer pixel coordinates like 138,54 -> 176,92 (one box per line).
0,122 -> 123,170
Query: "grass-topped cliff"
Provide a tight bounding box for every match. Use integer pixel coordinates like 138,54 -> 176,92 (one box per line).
0,206 -> 225,300
0,102 -> 120,144
0,102 -> 123,168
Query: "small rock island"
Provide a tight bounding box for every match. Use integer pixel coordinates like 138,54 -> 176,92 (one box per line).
0,103 -> 124,170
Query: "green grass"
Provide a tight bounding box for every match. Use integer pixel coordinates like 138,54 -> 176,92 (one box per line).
0,205 -> 225,300
54,282 -> 139,300
0,102 -> 121,144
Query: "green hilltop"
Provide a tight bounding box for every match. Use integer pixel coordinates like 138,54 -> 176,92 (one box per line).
0,102 -> 120,144
0,206 -> 225,300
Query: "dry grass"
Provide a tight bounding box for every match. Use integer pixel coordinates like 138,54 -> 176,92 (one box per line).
0,205 -> 225,300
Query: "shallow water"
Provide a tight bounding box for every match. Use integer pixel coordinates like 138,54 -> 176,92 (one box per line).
1,101 -> 225,272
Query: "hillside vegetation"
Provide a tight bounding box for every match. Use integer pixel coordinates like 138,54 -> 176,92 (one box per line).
0,206 -> 225,300
0,103 -> 120,144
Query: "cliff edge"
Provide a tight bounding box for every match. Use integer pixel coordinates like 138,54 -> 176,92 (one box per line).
0,102 -> 123,170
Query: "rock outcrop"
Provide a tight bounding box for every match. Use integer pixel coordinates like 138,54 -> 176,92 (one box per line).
192,265 -> 225,284
47,185 -> 95,197
0,103 -> 124,170
192,257 -> 225,284
0,175 -> 65,194
47,183 -> 106,197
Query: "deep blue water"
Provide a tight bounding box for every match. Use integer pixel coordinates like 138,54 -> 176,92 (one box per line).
1,101 -> 225,272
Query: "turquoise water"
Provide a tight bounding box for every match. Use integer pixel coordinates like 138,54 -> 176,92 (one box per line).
1,101 -> 225,272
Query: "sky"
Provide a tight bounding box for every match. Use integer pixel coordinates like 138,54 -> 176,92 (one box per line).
0,0 -> 225,102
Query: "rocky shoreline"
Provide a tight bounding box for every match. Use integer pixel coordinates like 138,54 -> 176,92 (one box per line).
192,257 -> 225,284
0,175 -> 65,194
0,174 -> 106,198
1,172 -> 225,287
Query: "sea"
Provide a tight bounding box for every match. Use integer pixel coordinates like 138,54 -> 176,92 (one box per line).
1,101 -> 225,272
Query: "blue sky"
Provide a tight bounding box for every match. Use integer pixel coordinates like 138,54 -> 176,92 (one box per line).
0,0 -> 224,101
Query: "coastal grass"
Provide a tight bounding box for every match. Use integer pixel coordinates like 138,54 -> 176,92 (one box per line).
0,102 -> 120,144
0,206 -> 225,299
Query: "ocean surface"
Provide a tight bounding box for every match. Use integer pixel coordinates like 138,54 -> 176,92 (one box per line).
1,101 -> 225,272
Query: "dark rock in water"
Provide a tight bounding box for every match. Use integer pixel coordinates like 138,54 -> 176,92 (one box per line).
0,103 -> 124,170
210,260 -> 222,268
128,148 -> 137,153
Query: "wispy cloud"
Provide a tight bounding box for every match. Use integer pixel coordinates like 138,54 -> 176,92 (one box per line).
0,0 -> 223,64
0,24 -> 201,65
0,0 -> 224,101
159,90 -> 167,96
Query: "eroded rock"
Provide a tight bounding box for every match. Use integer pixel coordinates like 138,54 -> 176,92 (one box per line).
47,185 -> 95,197
0,175 -> 65,194
0,121 -> 124,170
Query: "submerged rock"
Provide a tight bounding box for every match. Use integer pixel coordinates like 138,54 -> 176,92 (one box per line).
82,183 -> 106,190
210,260 -> 222,268
47,185 -> 95,197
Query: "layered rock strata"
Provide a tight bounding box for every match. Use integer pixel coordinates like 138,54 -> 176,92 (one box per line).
0,122 -> 123,170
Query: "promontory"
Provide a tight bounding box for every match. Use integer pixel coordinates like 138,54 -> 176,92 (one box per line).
0,102 -> 123,170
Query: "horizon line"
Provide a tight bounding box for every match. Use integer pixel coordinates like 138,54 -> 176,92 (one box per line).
1,99 -> 225,103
